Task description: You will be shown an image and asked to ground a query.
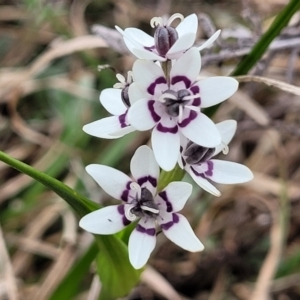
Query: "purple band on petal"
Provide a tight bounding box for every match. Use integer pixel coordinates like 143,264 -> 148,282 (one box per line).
147,77 -> 167,95
117,204 -> 125,215
191,166 -> 205,178
178,110 -> 197,128
137,176 -> 157,188
205,161 -> 213,177
118,110 -> 128,128
190,85 -> 201,106
148,100 -> 161,122
117,205 -> 131,226
144,45 -> 156,52
120,181 -> 132,202
171,76 -> 191,89
136,224 -> 156,236
161,213 -> 179,230
191,161 -> 214,178
158,190 -> 173,212
157,122 -> 178,134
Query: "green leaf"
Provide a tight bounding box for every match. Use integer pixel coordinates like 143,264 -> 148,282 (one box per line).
0,150 -> 98,217
0,150 -> 141,299
49,242 -> 99,300
95,235 -> 141,300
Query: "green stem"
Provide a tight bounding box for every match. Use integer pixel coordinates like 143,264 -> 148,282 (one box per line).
158,164 -> 185,191
0,150 -> 99,217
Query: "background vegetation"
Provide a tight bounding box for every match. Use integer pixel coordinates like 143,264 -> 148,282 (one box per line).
1,0 -> 300,299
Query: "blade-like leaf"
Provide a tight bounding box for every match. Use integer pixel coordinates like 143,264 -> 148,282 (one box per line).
0,150 -> 98,217
0,150 -> 141,299
95,235 -> 141,300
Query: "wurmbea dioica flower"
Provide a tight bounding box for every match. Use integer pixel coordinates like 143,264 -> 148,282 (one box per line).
128,48 -> 239,171
116,13 -> 221,61
79,146 -> 204,269
83,72 -> 135,139
179,120 -> 254,196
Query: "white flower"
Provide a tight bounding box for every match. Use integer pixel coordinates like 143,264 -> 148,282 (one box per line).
83,72 -> 136,139
127,48 -> 239,171
179,120 -> 254,196
116,13 -> 220,61
79,145 -> 203,269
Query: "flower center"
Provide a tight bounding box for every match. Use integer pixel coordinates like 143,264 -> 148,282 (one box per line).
160,89 -> 194,121
126,184 -> 159,220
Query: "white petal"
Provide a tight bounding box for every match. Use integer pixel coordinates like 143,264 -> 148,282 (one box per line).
179,112 -> 221,147
167,33 -> 196,58
128,99 -> 162,131
158,182 -> 192,212
208,159 -> 254,184
197,30 -> 221,51
128,46 -> 165,61
86,164 -> 131,200
189,167 -> 221,196
162,213 -> 204,252
132,60 -> 167,96
100,88 -> 126,115
128,82 -> 145,105
170,48 -> 200,89
128,218 -> 156,269
214,120 -> 237,155
116,26 -> 160,60
198,77 -> 238,108
151,119 -> 180,171
130,145 -> 159,193
83,117 -> 131,139
122,27 -> 154,47
176,14 -> 198,37
79,205 -> 127,234
108,125 -> 136,137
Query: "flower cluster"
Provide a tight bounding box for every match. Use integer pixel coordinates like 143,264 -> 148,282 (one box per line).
80,13 -> 253,269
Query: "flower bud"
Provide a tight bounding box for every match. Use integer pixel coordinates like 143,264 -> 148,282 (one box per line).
154,26 -> 178,56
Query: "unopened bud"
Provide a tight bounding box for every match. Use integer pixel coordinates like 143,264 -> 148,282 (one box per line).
154,26 -> 178,56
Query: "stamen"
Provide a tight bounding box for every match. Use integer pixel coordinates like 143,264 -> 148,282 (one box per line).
113,83 -> 124,89
124,204 -> 138,221
150,17 -> 163,28
160,92 -> 177,103
126,71 -> 134,84
222,143 -> 229,155
183,93 -> 201,101
178,105 -> 183,123
141,205 -> 159,214
130,182 -> 141,199
116,73 -> 125,83
166,13 -> 184,26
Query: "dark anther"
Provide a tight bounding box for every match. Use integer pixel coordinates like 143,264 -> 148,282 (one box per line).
121,86 -> 131,107
184,141 -> 215,164
154,26 -> 178,56
163,89 -> 191,117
